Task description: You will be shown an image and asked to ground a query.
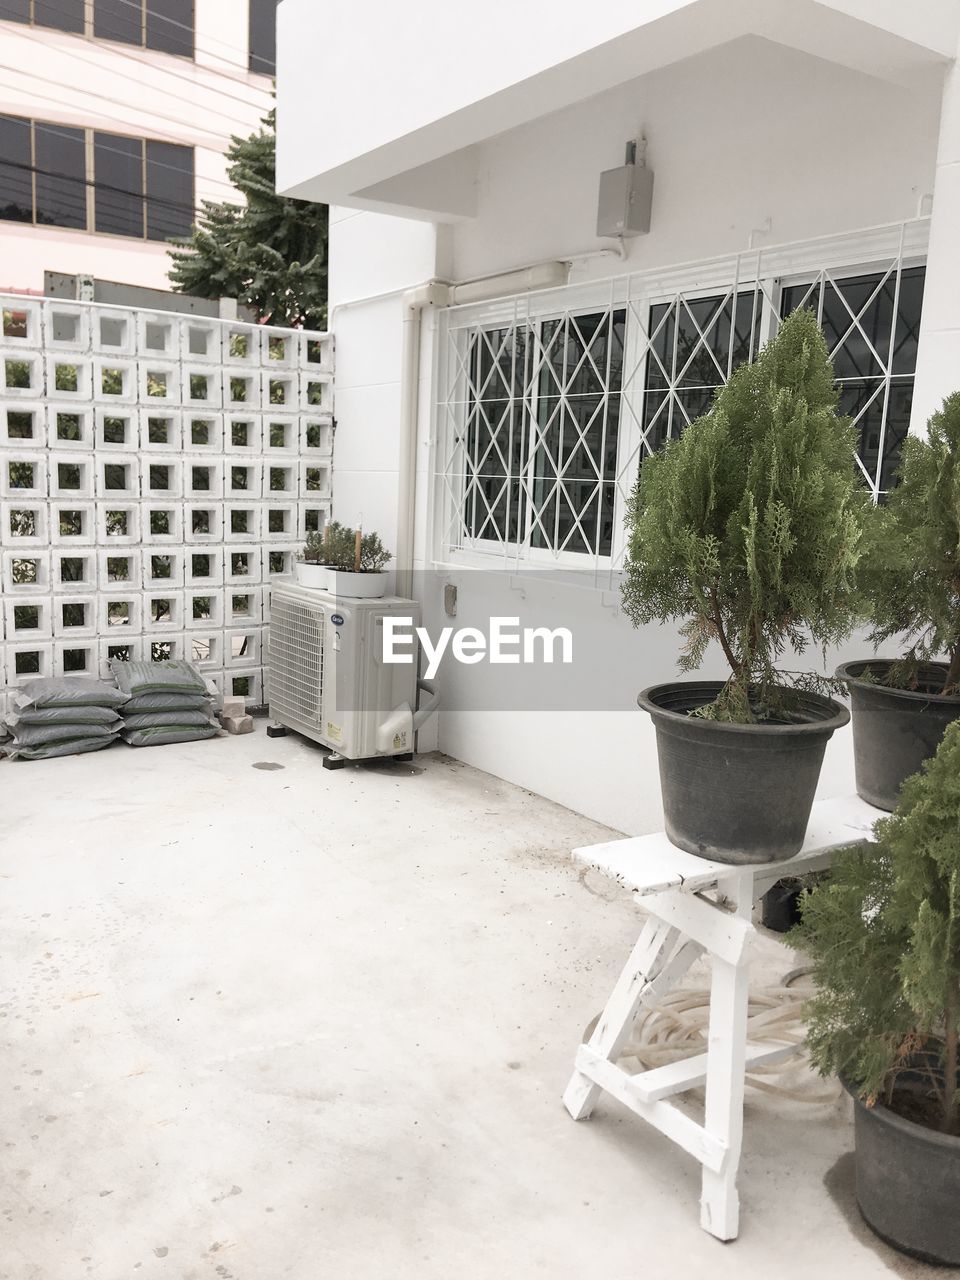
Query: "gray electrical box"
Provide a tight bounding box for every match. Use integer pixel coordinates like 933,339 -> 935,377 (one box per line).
596,163 -> 654,239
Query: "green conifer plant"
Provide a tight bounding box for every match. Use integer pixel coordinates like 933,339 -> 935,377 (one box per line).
305,521 -> 392,573
622,307 -> 869,722
797,719 -> 960,1135
861,392 -> 960,693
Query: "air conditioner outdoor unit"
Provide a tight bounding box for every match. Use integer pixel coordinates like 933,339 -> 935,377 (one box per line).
267,581 -> 438,767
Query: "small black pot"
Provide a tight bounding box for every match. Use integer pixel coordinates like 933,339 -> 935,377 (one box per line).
761,879 -> 804,932
850,1085 -> 960,1265
638,681 -> 849,865
836,659 -> 960,812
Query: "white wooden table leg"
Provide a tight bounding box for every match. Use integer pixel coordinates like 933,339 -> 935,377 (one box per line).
699,870 -> 754,1241
563,915 -> 692,1121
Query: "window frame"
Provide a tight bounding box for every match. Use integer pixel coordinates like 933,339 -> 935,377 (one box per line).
433,222 -> 929,575
3,0 -> 195,59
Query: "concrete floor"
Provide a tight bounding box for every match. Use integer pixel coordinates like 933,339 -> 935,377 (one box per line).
0,726 -> 930,1279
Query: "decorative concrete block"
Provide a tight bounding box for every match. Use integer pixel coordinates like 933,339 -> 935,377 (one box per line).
266,460 -> 297,498
185,589 -> 224,630
143,591 -> 183,631
223,325 -> 259,367
183,413 -> 224,452
184,457 -> 224,500
138,360 -> 181,405
97,550 -> 141,592
300,370 -> 333,414
2,452 -> 48,500
184,505 -> 224,545
49,404 -> 94,451
261,329 -> 297,369
53,550 -> 97,594
51,502 -> 96,546
95,503 -> 141,546
53,639 -> 98,678
95,407 -> 138,450
299,330 -> 333,373
136,312 -> 179,359
4,501 -> 48,547
42,301 -> 91,353
298,500 -> 331,540
98,634 -> 144,677
181,319 -> 222,364
142,457 -> 184,501
222,369 -> 260,411
96,453 -> 140,500
182,366 -> 223,410
185,546 -> 224,585
224,504 -> 260,542
225,546 -> 262,586
225,627 -> 260,667
2,403 -> 46,449
226,585 -> 261,624
48,453 -> 95,501
142,547 -> 185,589
227,668 -> 262,705
143,502 -> 183,544
9,641 -> 54,682
5,596 -> 52,642
262,504 -> 296,540
97,593 -> 142,637
3,350 -> 43,398
93,357 -> 137,403
263,414 -> 299,454
224,457 -> 263,499
2,298 -> 43,350
2,549 -> 51,595
302,416 -> 334,456
263,371 -> 298,411
139,408 -> 183,453
93,310 -> 135,356
262,545 -> 298,580
224,414 -> 261,453
185,631 -> 221,669
53,595 -> 97,639
45,354 -> 93,401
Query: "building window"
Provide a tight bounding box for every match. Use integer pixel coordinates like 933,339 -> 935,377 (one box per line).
3,0 -> 84,33
0,115 -> 87,230
462,309 -> 626,557
93,0 -> 194,57
440,236 -> 926,566
249,0 -> 279,74
0,115 -> 194,241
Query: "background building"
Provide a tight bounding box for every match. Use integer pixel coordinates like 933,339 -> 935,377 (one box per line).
0,0 -> 279,294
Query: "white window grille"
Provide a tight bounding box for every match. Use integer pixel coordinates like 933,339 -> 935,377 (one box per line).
433,220 -> 928,573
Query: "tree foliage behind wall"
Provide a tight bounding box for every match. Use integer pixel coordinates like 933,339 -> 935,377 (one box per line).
168,110 -> 327,329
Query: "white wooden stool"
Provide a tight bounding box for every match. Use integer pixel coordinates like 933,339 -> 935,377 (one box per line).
563,795 -> 880,1241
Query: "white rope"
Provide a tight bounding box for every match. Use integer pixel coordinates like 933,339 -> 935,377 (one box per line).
586,970 -> 841,1105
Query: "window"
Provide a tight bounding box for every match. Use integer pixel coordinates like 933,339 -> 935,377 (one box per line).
248,0 -> 278,74
461,309 -> 626,557
440,232 -> 927,565
3,0 -> 84,33
93,0 -> 194,57
0,116 -> 194,241
95,131 -> 194,240
0,116 -> 86,229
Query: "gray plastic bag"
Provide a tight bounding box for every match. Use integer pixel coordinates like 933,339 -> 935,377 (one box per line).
12,705 -> 122,727
2,736 -> 118,761
7,722 -> 120,747
15,677 -> 127,710
122,724 -> 220,747
122,692 -> 214,714
121,710 -> 217,731
111,660 -> 207,698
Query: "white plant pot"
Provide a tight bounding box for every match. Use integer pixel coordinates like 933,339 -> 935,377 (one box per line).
328,570 -> 389,599
295,561 -> 331,590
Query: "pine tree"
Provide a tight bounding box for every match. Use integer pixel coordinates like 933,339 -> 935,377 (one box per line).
168,109 -> 327,329
863,392 -> 960,691
797,720 -> 960,1135
621,307 -> 869,722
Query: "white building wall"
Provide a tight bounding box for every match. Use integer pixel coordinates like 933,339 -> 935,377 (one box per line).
327,36 -> 946,834
0,3 -> 272,294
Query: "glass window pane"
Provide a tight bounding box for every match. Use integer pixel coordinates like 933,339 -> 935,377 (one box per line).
34,0 -> 84,31
248,0 -> 278,73
0,114 -> 32,223
35,121 -> 86,230
0,0 -> 30,22
95,131 -> 143,237
94,0 -> 141,45
145,140 -> 193,240
146,0 -> 193,57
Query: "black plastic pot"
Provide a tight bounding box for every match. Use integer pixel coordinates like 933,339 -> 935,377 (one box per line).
638,681 -> 849,865
850,1083 -> 960,1265
761,880 -> 803,932
836,660 -> 960,812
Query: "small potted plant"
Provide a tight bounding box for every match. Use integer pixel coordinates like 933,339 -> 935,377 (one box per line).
837,391 -> 960,810
322,521 -> 392,599
796,721 -> 960,1265
295,530 -> 331,590
622,308 -> 868,863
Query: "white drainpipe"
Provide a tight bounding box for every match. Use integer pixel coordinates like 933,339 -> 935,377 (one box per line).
395,260 -> 569,596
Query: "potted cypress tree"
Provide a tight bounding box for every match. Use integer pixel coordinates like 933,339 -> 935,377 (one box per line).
295,531 -> 331,590
622,308 -> 868,863
837,392 -> 960,811
796,721 -> 960,1265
